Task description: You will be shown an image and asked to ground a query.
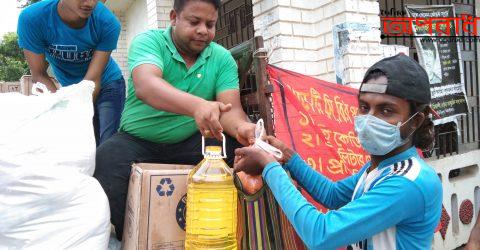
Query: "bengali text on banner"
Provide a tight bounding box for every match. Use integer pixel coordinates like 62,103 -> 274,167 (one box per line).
267,65 -> 370,210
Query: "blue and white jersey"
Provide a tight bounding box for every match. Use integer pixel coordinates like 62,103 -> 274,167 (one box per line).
17,0 -> 122,87
262,146 -> 443,250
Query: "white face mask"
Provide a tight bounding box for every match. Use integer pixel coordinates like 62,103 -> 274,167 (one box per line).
354,113 -> 418,156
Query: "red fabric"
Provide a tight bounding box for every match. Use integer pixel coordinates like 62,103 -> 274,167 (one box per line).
267,65 -> 369,209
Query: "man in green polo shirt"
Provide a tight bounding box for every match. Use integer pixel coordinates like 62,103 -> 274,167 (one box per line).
94,0 -> 256,240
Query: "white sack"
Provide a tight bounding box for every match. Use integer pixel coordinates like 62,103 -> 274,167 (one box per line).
0,81 -> 96,176
0,81 -> 110,249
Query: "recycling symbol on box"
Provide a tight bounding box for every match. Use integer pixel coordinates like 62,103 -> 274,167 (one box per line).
156,178 -> 175,197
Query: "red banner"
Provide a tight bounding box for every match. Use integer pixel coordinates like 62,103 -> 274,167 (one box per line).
267,65 -> 370,209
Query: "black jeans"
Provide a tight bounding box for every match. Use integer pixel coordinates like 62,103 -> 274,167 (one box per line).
94,131 -> 241,240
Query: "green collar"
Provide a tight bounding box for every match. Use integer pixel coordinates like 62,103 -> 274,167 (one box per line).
163,26 -> 213,74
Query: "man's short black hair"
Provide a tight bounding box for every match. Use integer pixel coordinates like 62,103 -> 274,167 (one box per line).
173,0 -> 221,12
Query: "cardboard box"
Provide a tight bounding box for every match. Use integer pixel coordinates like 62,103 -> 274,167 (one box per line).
122,163 -> 195,250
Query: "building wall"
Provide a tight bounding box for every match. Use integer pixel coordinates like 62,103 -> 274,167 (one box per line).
147,0 -> 172,30
252,0 -> 383,86
111,11 -> 128,79
109,0 -> 171,80
126,0 -> 148,47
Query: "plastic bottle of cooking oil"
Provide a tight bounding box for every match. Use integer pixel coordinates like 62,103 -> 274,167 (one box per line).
185,135 -> 237,250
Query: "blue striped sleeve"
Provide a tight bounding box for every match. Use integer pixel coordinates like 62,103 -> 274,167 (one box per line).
283,153 -> 359,209
262,162 -> 424,249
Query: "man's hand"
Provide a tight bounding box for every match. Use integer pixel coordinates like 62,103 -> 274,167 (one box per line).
234,147 -> 276,176
236,122 -> 256,146
194,101 -> 232,141
23,50 -> 58,93
216,90 -> 255,145
266,136 -> 295,164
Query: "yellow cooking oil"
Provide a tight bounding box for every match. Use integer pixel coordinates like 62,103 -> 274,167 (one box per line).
185,145 -> 237,250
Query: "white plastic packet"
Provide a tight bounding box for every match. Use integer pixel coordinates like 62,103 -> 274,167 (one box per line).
31,82 -> 52,95
252,119 -> 283,159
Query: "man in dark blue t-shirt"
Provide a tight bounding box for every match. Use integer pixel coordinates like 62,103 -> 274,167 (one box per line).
17,0 -> 125,145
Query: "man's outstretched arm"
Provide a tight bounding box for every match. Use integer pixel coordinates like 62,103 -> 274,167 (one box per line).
132,64 -> 231,141
23,50 -> 57,93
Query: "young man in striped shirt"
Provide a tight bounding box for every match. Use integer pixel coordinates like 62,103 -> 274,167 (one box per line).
234,54 -> 443,250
